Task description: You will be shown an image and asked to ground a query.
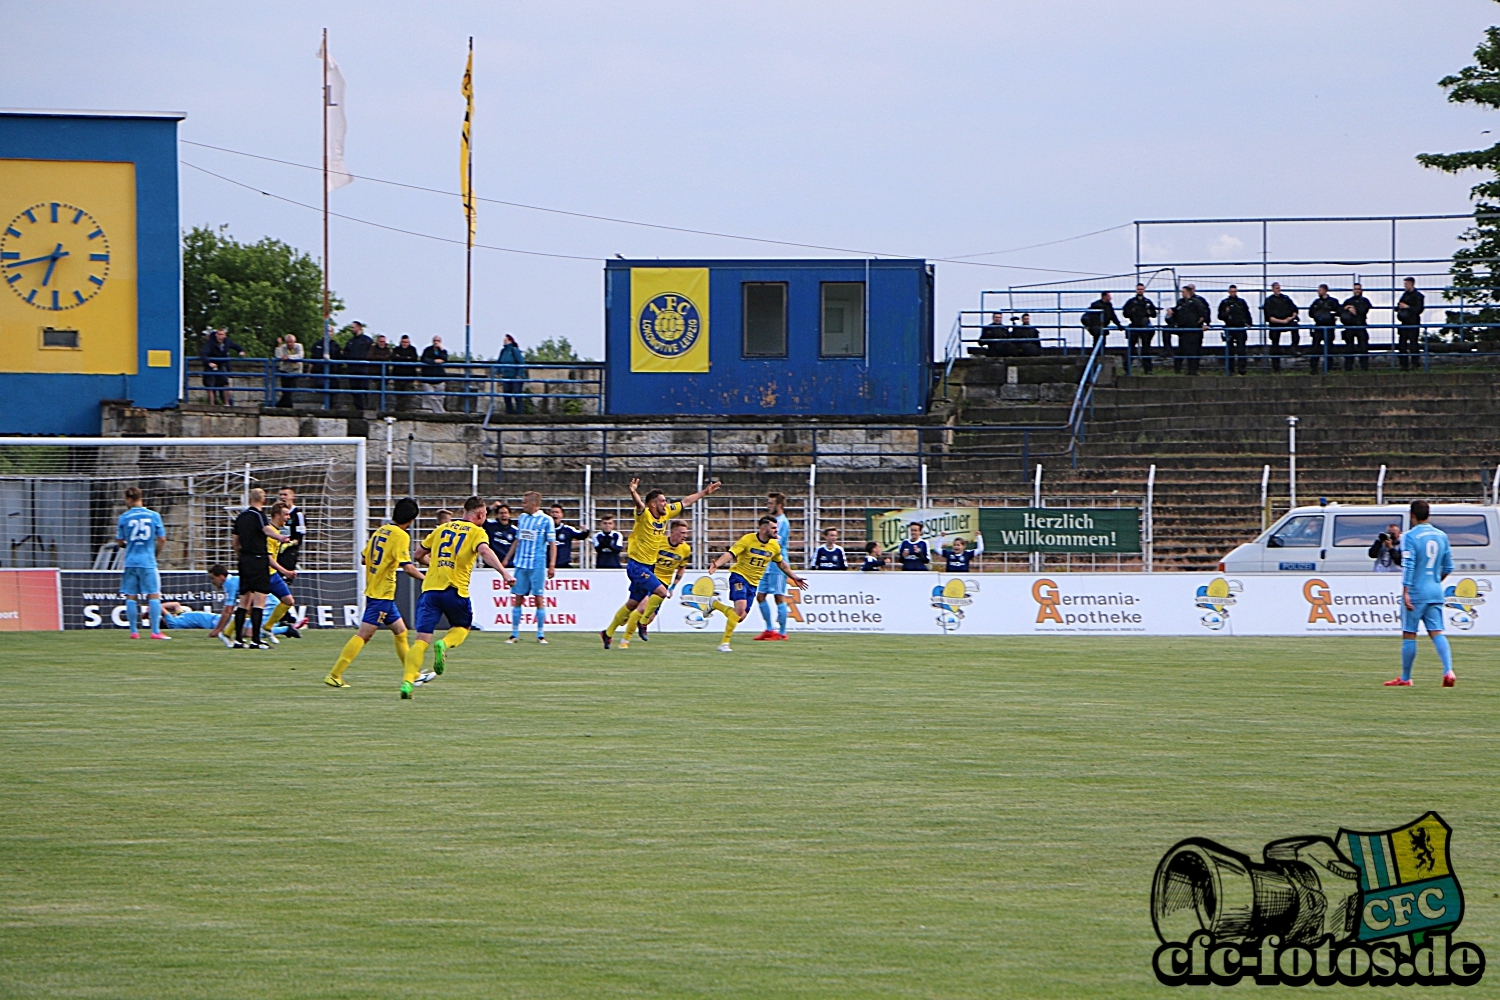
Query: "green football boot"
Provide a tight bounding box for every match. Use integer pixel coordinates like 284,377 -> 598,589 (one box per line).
400,680 -> 414,699
433,639 -> 447,675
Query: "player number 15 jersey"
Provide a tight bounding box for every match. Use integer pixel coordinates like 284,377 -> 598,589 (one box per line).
363,524 -> 412,600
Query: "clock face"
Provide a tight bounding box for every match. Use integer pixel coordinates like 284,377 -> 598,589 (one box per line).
1,201 -> 111,311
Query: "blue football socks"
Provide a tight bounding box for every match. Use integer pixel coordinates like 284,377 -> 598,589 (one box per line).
1433,634 -> 1454,675
1401,639 -> 1417,681
777,601 -> 789,635
148,598 -> 162,635
535,604 -> 545,637
126,598 -> 139,633
758,597 -> 774,631
511,599 -> 521,638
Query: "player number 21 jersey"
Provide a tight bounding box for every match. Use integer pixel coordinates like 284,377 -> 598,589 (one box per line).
422,520 -> 487,597
363,524 -> 412,600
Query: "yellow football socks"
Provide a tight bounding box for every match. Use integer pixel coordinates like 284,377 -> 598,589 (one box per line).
404,640 -> 429,684
625,609 -> 644,638
267,601 -> 291,628
640,593 -> 664,624
721,607 -> 741,643
711,600 -> 735,618
606,604 -> 632,634
393,629 -> 409,667
444,626 -> 470,650
331,634 -> 366,680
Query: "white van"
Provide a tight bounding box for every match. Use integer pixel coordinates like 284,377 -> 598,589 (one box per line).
1220,503 -> 1500,574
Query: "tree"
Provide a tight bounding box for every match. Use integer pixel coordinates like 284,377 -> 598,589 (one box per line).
523,336 -> 592,364
182,226 -> 341,357
1417,11 -> 1500,346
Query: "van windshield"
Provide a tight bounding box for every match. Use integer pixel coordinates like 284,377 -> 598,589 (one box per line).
1430,514 -> 1490,546
1269,515 -> 1323,547
1333,514 -> 1395,547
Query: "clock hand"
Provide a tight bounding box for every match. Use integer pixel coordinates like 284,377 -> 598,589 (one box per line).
3,250 -> 66,269
40,244 -> 67,287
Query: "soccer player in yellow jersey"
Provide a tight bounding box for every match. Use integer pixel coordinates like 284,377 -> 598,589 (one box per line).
401,495 -> 514,699
622,519 -> 690,646
263,502 -> 303,642
325,498 -> 427,688
600,476 -> 720,649
709,515 -> 807,652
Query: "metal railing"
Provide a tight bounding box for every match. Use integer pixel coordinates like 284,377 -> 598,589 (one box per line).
186,357 -> 604,414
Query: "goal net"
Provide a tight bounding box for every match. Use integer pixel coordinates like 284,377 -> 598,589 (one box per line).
0,436 -> 367,576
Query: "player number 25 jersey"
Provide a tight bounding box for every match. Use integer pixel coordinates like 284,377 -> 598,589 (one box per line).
116,507 -> 165,569
363,524 -> 413,600
421,520 -> 488,597
627,500 -> 684,566
727,532 -> 782,588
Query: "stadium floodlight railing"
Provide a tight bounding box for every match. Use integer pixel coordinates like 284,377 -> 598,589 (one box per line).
185,357 -> 605,415
0,436 -> 367,607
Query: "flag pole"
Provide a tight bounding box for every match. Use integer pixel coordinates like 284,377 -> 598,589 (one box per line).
464,35 -> 474,367
321,28 -> 331,371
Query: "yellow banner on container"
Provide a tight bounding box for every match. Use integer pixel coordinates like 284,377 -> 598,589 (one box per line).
630,267 -> 710,372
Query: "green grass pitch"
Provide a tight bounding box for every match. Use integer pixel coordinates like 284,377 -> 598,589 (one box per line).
2,630 -> 1497,998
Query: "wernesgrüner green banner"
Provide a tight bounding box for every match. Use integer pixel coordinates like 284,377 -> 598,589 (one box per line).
977,507 -> 1140,554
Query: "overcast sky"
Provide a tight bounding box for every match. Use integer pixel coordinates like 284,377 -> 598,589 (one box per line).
8,1 -> 1500,358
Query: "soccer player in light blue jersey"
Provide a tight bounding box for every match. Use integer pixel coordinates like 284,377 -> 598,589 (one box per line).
1386,500 -> 1456,687
503,491 -> 556,644
115,486 -> 168,639
754,492 -> 794,640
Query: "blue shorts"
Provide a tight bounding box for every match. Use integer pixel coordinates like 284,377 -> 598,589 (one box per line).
729,573 -> 755,605
758,566 -> 787,596
268,574 -> 292,601
627,559 -> 661,603
415,587 -> 473,634
1402,601 -> 1445,634
120,566 -> 160,596
362,597 -> 403,628
511,565 -> 547,597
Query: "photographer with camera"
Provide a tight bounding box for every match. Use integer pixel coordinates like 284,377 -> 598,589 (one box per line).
1367,522 -> 1402,573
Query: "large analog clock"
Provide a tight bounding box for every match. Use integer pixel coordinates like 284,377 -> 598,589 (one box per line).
1,201 -> 111,312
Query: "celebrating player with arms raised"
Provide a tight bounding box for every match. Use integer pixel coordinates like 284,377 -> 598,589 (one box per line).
623,519 -> 691,646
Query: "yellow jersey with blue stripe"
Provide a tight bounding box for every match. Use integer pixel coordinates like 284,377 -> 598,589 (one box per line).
627,500 -> 684,566
727,532 -> 782,588
652,541 -> 692,586
363,524 -> 412,600
421,520 -> 488,597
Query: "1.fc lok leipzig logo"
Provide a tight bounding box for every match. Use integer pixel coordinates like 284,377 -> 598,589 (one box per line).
637,292 -> 702,358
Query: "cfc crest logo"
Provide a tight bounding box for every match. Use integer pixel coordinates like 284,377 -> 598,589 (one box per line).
1444,578 -> 1490,631
637,292 -> 702,358
1195,577 -> 1242,631
931,578 -> 977,632
1151,812 -> 1484,987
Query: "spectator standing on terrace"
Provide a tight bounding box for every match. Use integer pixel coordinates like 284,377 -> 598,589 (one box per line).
201,328 -> 244,406
593,514 -> 625,569
419,336 -> 449,414
342,321 -> 373,411
497,334 -> 527,414
1081,291 -> 1123,349
367,334 -> 393,409
1166,284 -> 1210,375
1217,285 -> 1253,376
1306,285 -> 1341,374
1122,284 -> 1159,373
1262,282 -> 1300,373
1341,283 -> 1373,372
391,334 -> 419,409
1396,277 -> 1426,371
274,334 -> 304,408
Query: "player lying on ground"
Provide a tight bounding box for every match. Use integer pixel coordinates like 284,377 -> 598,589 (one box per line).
620,519 -> 691,647
116,486 -> 168,639
600,476 -> 721,649
194,564 -> 300,647
710,515 -> 808,653
325,497 -> 428,689
1386,499 -> 1458,688
159,600 -> 293,636
401,495 -> 515,699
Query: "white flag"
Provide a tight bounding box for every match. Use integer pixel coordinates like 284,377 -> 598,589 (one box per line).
317,39 -> 353,192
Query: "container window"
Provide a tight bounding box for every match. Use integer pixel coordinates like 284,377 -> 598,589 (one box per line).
821,282 -> 865,357
743,282 -> 787,357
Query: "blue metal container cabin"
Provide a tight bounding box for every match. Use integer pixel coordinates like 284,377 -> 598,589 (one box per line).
0,109 -> 184,434
605,259 -> 933,416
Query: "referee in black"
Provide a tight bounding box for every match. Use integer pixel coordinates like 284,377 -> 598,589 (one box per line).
276,487 -> 306,571
232,488 -> 282,648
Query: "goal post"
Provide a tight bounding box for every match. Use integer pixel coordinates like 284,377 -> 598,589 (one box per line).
0,437 -> 367,611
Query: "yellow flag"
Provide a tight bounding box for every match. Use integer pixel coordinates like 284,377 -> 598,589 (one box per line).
460,42 -> 475,245
630,268 -> 710,372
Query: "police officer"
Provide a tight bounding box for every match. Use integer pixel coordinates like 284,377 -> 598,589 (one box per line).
1166,284 -> 1210,375
1217,285 -> 1253,376
1396,277 -> 1425,371
1262,282 -> 1299,373
1081,292 -> 1123,350
1121,283 -> 1159,374
1341,282 -> 1373,372
1306,284 -> 1341,374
